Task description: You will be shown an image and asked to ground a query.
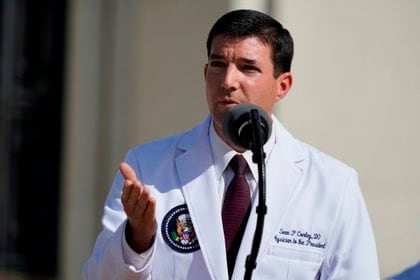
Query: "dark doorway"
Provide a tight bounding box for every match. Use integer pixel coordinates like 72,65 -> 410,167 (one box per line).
0,0 -> 67,278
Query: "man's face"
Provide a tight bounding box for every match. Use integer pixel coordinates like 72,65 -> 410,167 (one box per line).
204,35 -> 292,140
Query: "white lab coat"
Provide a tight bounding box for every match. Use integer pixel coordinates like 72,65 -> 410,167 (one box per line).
82,115 -> 380,279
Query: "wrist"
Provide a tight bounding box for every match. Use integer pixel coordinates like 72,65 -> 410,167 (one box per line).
125,221 -> 156,253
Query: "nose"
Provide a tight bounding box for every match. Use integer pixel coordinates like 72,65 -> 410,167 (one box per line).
221,64 -> 240,90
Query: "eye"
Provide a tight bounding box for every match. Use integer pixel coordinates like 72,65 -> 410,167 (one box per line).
241,65 -> 261,72
209,60 -> 226,68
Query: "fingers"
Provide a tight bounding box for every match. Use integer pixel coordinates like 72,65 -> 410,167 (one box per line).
144,196 -> 156,228
118,162 -> 157,253
121,177 -> 155,225
121,179 -> 138,206
120,161 -> 141,207
124,180 -> 142,214
125,194 -> 157,253
133,188 -> 155,223
119,161 -> 156,229
119,162 -> 137,182
121,181 -> 131,206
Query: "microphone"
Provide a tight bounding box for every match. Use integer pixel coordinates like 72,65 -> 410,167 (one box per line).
222,103 -> 271,279
222,103 -> 272,150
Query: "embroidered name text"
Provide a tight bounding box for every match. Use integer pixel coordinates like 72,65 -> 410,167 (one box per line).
274,228 -> 326,249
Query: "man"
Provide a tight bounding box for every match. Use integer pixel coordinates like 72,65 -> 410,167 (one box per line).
83,9 -> 380,279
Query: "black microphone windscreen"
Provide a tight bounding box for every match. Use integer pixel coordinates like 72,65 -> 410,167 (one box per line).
222,103 -> 272,150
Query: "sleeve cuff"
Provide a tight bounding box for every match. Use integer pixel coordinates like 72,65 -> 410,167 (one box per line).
121,221 -> 155,272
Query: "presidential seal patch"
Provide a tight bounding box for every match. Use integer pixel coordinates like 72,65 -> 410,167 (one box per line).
161,204 -> 200,253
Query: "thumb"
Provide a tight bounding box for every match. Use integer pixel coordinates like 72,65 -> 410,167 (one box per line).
119,162 -> 138,182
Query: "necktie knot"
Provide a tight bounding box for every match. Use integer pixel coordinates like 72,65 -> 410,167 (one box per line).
230,154 -> 247,177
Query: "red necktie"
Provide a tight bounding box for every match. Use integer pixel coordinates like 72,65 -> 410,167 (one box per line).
222,154 -> 251,277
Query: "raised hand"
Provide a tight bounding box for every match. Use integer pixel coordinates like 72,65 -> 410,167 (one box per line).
119,162 -> 157,253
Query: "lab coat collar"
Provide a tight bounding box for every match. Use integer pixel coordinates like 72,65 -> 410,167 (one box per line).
176,115 -> 229,280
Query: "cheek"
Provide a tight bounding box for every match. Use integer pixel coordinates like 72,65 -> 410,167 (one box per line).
206,73 -> 222,88
205,86 -> 217,111
248,84 -> 279,111
205,76 -> 221,98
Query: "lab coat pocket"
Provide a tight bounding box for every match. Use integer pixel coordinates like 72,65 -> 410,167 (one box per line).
256,245 -> 322,280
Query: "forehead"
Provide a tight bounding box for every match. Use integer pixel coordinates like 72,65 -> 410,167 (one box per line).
209,35 -> 271,60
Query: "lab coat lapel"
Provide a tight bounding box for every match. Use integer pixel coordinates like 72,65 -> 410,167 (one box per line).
175,116 -> 229,280
232,118 -> 305,279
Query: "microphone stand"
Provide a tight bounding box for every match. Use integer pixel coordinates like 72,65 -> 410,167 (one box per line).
244,109 -> 267,280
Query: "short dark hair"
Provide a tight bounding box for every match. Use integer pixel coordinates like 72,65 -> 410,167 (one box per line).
206,9 -> 294,77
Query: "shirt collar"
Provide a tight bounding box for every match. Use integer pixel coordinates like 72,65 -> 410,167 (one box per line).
209,117 -> 276,181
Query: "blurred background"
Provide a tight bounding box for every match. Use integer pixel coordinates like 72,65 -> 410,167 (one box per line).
0,0 -> 418,279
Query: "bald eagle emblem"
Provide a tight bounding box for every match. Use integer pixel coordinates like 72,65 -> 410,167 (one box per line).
161,204 -> 200,253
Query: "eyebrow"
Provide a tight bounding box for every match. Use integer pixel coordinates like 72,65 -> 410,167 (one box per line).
209,54 -> 224,60
209,53 -> 258,65
241,58 -> 257,65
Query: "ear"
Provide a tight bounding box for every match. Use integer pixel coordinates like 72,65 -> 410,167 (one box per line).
276,72 -> 293,101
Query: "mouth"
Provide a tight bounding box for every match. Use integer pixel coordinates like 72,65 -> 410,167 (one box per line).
218,99 -> 239,109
